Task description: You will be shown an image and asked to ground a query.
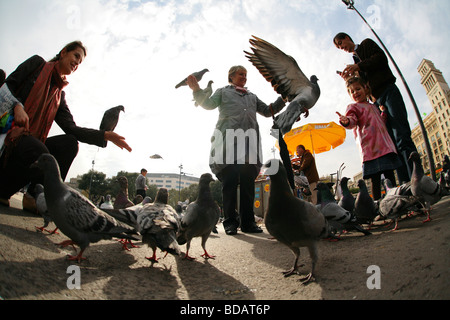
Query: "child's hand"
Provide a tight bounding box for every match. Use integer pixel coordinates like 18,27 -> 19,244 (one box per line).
336,111 -> 350,126
379,105 -> 386,112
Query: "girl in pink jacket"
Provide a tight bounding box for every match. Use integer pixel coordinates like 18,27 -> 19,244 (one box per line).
337,77 -> 401,200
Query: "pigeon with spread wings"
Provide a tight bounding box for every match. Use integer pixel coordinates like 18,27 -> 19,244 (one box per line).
244,36 -> 320,134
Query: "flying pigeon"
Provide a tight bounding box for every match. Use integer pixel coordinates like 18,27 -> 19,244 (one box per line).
175,68 -> 209,89
409,151 -> 443,222
138,188 -> 181,263
263,160 -> 331,284
31,154 -> 138,262
34,184 -> 58,234
149,154 -> 164,159
99,105 -> 124,146
338,177 -> 355,213
114,176 -> 134,209
316,182 -> 370,236
194,80 -> 214,106
354,179 -> 378,225
244,35 -> 320,134
176,173 -> 220,261
378,180 -> 420,230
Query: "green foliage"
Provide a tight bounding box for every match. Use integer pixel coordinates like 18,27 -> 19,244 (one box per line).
76,170 -> 224,209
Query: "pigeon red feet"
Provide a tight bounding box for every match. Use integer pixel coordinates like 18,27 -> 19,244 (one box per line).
117,239 -> 140,251
67,250 -> 87,263
145,251 -> 159,263
201,250 -> 215,259
422,210 -> 432,223
36,226 -> 59,234
183,250 -> 196,261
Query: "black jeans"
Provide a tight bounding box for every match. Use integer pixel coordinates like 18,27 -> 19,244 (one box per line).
0,134 -> 79,198
218,164 -> 259,231
376,84 -> 418,183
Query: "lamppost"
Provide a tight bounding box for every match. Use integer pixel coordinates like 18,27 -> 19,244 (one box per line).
341,0 -> 436,180
178,164 -> 183,201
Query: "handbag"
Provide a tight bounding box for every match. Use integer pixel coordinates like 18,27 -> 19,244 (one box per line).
0,83 -> 21,156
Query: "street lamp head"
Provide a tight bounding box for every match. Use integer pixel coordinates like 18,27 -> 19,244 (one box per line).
342,0 -> 355,9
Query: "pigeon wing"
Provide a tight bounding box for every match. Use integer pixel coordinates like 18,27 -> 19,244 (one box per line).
244,35 -> 312,101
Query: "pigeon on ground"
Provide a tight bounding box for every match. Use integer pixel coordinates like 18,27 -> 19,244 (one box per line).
316,182 -> 370,236
176,173 -> 220,261
194,80 -> 214,106
378,191 -> 420,231
175,68 -> 209,89
409,151 -> 443,222
34,184 -> 59,234
114,176 -> 134,209
100,195 -> 114,210
338,177 -> 355,213
263,160 -> 331,284
99,105 -> 124,146
31,154 -> 138,262
138,188 -> 181,263
244,36 -> 320,134
354,179 -> 378,225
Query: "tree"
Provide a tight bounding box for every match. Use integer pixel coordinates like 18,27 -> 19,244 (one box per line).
78,170 -> 109,200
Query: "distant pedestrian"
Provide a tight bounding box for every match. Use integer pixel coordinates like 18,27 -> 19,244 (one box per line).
135,168 -> 148,198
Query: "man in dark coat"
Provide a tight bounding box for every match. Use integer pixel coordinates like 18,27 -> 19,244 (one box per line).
333,32 -> 417,184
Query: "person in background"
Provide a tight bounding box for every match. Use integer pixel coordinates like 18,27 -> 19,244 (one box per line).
291,144 -> 319,204
0,41 -> 132,210
135,168 -> 148,198
333,32 -> 417,183
337,77 -> 401,200
187,65 -> 286,235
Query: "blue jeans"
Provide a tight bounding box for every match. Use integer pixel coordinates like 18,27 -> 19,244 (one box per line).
376,84 -> 417,183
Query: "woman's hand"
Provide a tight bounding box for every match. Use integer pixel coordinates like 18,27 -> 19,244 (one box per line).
186,75 -> 200,92
13,104 -> 29,130
336,111 -> 350,126
104,131 -> 132,152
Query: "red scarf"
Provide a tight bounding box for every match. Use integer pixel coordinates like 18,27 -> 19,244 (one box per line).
24,61 -> 68,142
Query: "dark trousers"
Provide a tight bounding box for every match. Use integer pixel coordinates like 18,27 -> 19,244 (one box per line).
219,164 -> 259,231
0,134 -> 79,198
376,84 -> 418,183
368,170 -> 396,201
136,189 -> 146,198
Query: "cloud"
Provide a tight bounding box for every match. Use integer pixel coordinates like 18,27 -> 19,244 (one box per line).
1,0 -> 449,182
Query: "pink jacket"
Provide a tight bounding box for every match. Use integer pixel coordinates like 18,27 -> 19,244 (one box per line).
340,102 -> 397,162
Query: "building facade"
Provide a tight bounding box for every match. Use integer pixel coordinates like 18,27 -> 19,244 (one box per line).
413,59 -> 450,172
147,173 -> 199,190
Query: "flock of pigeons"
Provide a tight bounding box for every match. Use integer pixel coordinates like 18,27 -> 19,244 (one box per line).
32,153 -> 220,264
14,36 -> 449,286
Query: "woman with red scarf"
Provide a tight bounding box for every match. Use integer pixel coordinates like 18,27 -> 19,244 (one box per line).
0,41 -> 132,209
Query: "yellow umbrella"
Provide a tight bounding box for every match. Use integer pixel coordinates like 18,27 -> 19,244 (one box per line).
276,121 -> 346,156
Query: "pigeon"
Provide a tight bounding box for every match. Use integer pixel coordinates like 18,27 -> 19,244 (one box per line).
34,184 -> 58,234
378,192 -> 420,231
338,177 -> 355,213
263,160 -> 331,284
244,35 -> 320,134
138,188 -> 181,263
354,179 -> 378,225
149,154 -> 164,160
100,195 -> 114,210
409,151 -> 443,222
175,68 -> 209,89
114,176 -> 134,209
31,154 -> 138,262
316,182 -> 370,236
99,105 -> 124,146
176,173 -> 220,261
194,80 -> 214,106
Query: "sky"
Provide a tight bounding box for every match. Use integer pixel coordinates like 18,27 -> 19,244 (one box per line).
1,0 -> 449,182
